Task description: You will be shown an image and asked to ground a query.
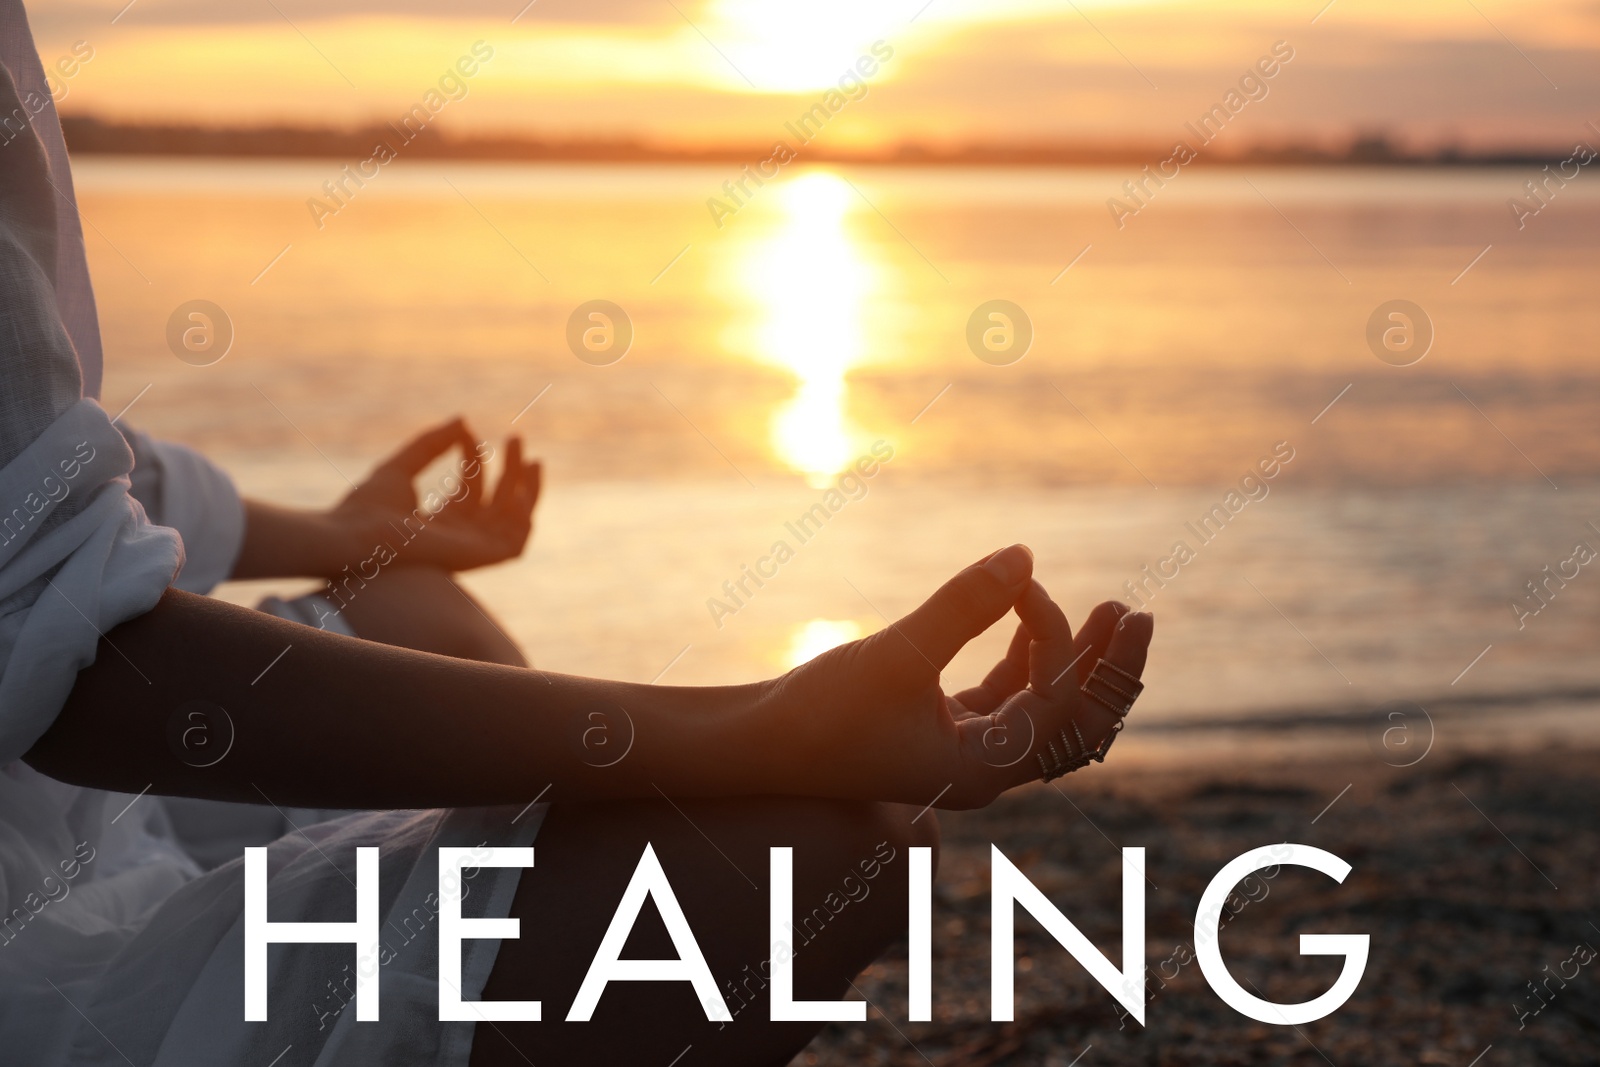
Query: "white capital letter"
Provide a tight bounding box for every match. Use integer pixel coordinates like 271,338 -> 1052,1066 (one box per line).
1195,844 -> 1369,1024
566,844 -> 730,1022
769,847 -> 866,1021
991,845 -> 1145,1024
440,847 -> 539,1021
245,846 -> 381,1021
908,845 -> 933,1021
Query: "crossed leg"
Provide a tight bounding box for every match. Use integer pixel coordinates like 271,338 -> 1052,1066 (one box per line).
470,797 -> 938,1067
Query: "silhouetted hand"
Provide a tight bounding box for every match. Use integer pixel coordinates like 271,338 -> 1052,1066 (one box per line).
762,545 -> 1153,809
329,417 -> 542,574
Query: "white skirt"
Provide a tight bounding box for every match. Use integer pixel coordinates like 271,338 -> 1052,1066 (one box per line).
47,804 -> 545,1067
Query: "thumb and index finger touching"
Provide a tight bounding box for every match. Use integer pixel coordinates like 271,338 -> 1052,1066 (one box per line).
888,544 -> 1036,677
379,417 -> 475,479
890,544 -> 1155,785
379,418 -> 542,512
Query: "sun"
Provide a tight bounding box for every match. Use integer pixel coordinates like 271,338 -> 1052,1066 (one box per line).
704,0 -> 895,93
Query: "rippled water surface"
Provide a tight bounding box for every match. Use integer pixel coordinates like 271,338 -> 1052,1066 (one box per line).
78,158 -> 1600,752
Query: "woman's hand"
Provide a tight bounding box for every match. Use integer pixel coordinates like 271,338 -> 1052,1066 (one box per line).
327,417 -> 542,574
234,417 -> 543,582
761,545 -> 1153,809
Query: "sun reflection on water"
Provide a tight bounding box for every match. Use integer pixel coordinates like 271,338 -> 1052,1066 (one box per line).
737,170 -> 876,487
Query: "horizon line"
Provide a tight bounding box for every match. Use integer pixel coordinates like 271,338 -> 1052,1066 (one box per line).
58,115 -> 1582,168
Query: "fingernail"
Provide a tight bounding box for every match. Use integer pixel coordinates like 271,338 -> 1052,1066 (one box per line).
983,544 -> 1032,585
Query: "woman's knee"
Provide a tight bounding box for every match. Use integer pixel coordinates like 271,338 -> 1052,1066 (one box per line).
879,800 -> 941,870
793,800 -> 939,962
469,796 -> 935,1066
337,565 -> 527,666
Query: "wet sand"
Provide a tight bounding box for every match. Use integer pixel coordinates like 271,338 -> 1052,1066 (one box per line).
796,742 -> 1599,1067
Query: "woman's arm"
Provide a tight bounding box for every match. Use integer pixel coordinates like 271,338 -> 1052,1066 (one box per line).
26,546 -> 1152,811
26,587 -> 774,809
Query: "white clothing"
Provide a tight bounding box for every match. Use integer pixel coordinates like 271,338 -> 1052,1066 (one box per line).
0,9 -> 543,1064
0,0 -> 102,397
118,426 -> 246,594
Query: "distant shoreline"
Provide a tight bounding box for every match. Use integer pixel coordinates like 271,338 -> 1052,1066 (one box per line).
59,116 -> 1571,168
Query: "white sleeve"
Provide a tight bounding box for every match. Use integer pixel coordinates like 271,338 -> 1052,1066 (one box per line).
0,404 -> 183,764
0,58 -> 182,764
120,427 -> 245,595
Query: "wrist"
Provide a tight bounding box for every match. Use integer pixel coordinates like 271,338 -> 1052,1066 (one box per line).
732,673 -> 808,792
588,677 -> 786,800
236,500 -> 362,581
314,508 -> 383,579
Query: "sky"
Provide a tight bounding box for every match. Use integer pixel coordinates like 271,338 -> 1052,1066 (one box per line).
27,0 -> 1600,150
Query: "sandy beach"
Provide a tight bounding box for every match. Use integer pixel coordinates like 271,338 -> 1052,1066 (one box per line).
794,738 -> 1599,1067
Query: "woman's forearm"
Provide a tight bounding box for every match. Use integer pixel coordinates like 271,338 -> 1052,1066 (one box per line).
231,499 -> 363,580
26,588 -> 778,808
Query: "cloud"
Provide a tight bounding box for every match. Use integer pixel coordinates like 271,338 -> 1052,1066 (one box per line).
27,0 -> 1600,147
29,0 -> 674,33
